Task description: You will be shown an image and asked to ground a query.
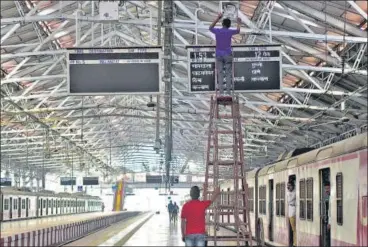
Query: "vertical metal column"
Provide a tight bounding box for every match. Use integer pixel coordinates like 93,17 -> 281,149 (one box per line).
204,94 -> 253,246
155,0 -> 162,156
163,0 -> 173,192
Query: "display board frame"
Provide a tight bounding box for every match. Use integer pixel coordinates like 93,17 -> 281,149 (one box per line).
60,177 -> 77,186
0,177 -> 12,187
82,176 -> 99,186
67,46 -> 163,95
186,44 -> 283,93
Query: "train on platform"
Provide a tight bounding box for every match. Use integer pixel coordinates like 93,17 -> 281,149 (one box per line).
217,132 -> 367,247
0,188 -> 103,222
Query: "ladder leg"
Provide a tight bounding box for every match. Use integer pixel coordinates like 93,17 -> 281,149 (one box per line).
204,96 -> 253,247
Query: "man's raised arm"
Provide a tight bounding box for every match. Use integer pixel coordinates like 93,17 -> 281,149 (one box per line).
236,17 -> 241,33
210,187 -> 221,204
209,13 -> 223,31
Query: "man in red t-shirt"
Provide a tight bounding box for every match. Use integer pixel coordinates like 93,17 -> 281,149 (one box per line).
181,186 -> 221,246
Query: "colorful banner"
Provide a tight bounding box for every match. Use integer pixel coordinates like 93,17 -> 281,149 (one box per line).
113,179 -> 126,211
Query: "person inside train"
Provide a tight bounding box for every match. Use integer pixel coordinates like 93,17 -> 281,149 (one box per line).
287,181 -> 296,247
209,13 -> 241,96
324,182 -> 331,247
181,186 -> 220,247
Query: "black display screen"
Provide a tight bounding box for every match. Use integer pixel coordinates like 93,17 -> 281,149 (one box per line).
60,177 -> 76,186
187,45 -> 282,93
82,177 -> 99,185
67,47 -> 162,95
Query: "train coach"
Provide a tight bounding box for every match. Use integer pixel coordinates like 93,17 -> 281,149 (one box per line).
219,132 -> 367,246
0,187 -> 103,222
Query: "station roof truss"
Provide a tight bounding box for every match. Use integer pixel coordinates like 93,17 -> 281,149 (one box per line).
1,1 -> 367,178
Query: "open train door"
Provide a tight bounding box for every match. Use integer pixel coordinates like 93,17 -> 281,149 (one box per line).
268,179 -> 274,242
0,194 -> 3,221
9,197 -> 12,219
26,198 -> 29,217
319,168 -> 330,247
18,198 -> 21,218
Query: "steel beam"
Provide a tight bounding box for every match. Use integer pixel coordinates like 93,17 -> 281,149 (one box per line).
281,1 -> 367,38
348,1 -> 368,20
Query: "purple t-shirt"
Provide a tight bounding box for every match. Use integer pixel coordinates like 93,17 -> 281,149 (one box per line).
209,27 -> 240,57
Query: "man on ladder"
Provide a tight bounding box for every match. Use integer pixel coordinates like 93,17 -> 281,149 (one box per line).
209,13 -> 241,96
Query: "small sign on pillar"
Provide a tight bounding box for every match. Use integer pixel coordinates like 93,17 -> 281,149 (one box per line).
99,1 -> 119,21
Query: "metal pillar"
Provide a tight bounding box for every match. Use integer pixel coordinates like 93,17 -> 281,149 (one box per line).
155,0 -> 162,155
36,177 -> 40,191
42,173 -> 46,189
163,0 -> 174,192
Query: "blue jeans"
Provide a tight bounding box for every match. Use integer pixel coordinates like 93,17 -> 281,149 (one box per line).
216,55 -> 233,95
185,234 -> 206,247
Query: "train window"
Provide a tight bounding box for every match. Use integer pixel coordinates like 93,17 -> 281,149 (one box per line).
14,199 -> 18,210
43,200 -> 46,209
299,179 -> 306,220
248,187 -> 254,212
276,183 -> 286,217
22,199 -> 26,209
280,183 -> 285,216
306,178 -> 313,221
259,186 -> 266,215
4,199 -> 9,210
336,173 -> 343,225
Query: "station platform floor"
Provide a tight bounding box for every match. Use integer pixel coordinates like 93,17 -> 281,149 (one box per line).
1,211 -> 122,237
123,212 -> 250,246
123,212 -> 184,246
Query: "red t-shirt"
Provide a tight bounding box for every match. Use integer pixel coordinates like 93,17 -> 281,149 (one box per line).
181,200 -> 211,235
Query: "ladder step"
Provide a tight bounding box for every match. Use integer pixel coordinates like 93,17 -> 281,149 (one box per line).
218,114 -> 234,119
208,205 -> 247,209
209,211 -> 246,216
216,205 -> 248,210
220,191 -> 247,195
210,144 -> 234,149
207,236 -> 252,241
207,220 -> 251,227
214,130 -> 235,134
207,174 -> 246,179
207,221 -> 237,227
216,96 -> 233,105
208,160 -> 242,166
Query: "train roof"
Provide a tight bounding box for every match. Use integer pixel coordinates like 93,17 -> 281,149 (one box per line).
0,187 -> 36,196
1,187 -> 102,200
258,132 -> 367,177
246,168 -> 260,179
